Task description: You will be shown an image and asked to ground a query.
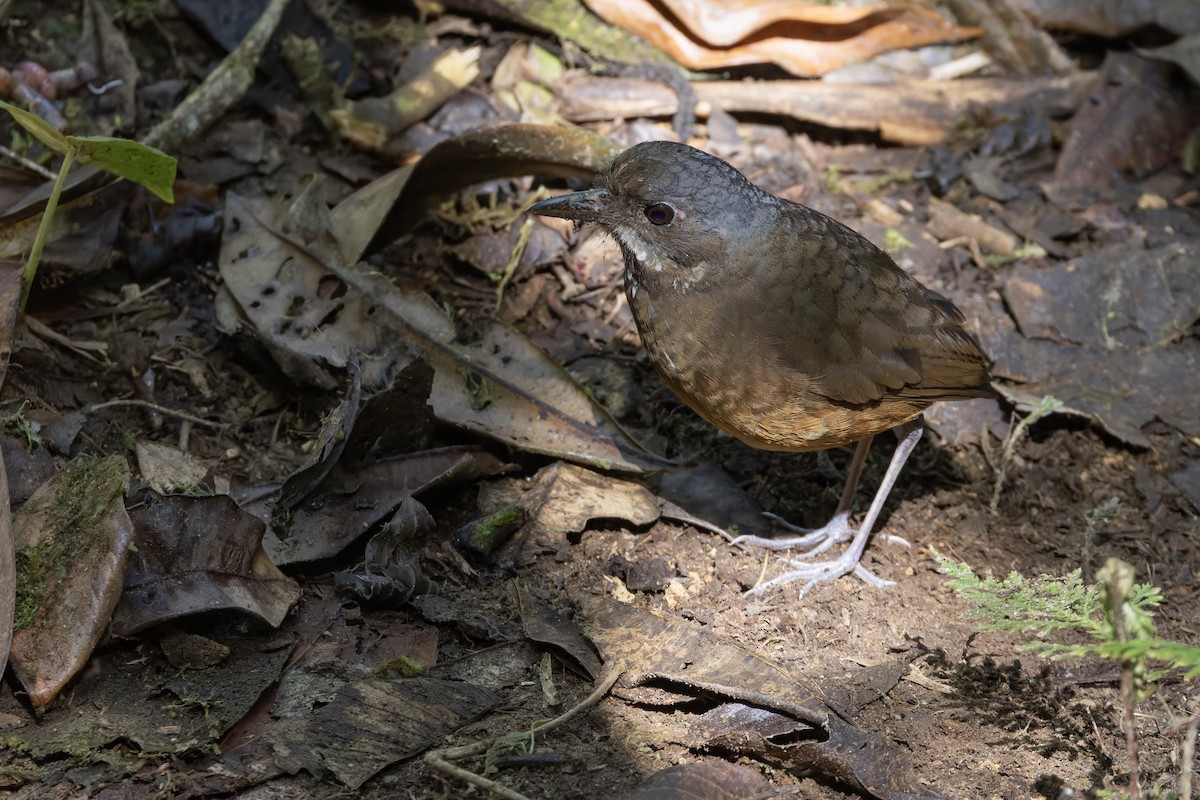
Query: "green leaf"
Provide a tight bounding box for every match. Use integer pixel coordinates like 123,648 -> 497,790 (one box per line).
69,135 -> 177,202
0,98 -> 69,152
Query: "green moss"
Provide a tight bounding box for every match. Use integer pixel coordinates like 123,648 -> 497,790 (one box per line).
14,542 -> 55,631
0,736 -> 31,753
13,455 -> 129,633
0,403 -> 37,449
372,656 -> 427,679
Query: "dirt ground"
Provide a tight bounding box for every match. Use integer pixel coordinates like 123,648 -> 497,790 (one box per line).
1,1 -> 1198,799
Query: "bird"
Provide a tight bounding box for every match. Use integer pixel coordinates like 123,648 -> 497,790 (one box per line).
529,140 -> 993,597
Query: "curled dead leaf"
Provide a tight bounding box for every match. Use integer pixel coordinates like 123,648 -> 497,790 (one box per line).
582,0 -> 980,76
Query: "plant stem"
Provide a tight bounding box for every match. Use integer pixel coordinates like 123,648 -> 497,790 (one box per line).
21,142 -> 77,310
1109,567 -> 1142,800
1180,712 -> 1196,800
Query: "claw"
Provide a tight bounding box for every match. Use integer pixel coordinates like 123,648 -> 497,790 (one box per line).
740,422 -> 924,598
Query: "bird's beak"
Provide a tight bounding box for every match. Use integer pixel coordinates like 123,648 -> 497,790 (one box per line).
528,188 -> 609,223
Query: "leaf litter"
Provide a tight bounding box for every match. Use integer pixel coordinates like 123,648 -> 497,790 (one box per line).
0,0 -> 1198,798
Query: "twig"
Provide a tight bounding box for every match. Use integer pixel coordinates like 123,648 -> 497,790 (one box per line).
426,661 -> 625,797
143,0 -> 289,152
494,217 -> 532,313
1107,566 -> 1142,800
426,756 -> 530,800
87,399 -> 224,429
1180,712 -> 1197,800
0,143 -> 56,179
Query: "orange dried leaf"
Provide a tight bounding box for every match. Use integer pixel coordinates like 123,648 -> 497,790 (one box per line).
656,0 -> 890,48
583,0 -> 980,77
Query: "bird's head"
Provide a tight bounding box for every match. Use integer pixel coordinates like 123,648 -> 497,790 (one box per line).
529,140 -> 778,289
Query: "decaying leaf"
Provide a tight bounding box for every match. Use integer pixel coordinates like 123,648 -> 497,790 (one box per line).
217,192 -> 394,390
268,677 -> 501,789
481,461 -> 662,544
988,240 -> 1200,447
581,595 -> 827,722
268,446 -> 508,565
687,704 -> 939,800
621,761 -> 769,800
518,583 -> 603,679
277,364 -> 367,508
10,455 -> 132,708
134,440 -> 210,494
219,142 -> 663,472
1139,31 -> 1200,85
111,494 -> 300,636
0,185 -> 128,287
11,635 -> 292,758
581,597 -> 939,799
334,496 -> 435,607
341,358 -> 436,466
1048,53 -> 1200,201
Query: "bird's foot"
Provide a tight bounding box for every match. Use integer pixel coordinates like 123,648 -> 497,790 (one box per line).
744,551 -> 894,599
730,511 -> 853,556
737,422 -> 925,599
731,511 -> 910,556
741,510 -> 903,599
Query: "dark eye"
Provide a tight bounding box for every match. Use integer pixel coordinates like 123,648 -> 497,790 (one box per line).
644,203 -> 675,225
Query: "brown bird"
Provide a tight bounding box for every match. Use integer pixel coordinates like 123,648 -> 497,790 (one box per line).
530,141 -> 992,596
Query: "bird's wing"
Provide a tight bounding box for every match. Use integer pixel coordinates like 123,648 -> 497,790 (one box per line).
768,209 -> 992,406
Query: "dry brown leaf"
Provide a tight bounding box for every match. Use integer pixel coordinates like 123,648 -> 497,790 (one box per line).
219,209 -> 661,471
622,761 -> 769,800
581,597 -> 933,798
267,447 -> 507,565
267,677 -> 500,789
1048,52 -> 1200,201
1010,0 -> 1200,37
583,0 -> 979,76
134,440 -> 210,495
112,494 -> 300,636
482,461 -> 662,541
518,584 -> 604,679
0,189 -> 127,286
987,240 -> 1200,448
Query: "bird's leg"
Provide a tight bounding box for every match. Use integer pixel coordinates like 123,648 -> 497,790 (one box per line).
732,431 -> 912,553
745,420 -> 925,598
731,436 -> 873,554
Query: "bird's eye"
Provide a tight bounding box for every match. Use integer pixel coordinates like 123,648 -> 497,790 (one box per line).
644,203 -> 675,226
